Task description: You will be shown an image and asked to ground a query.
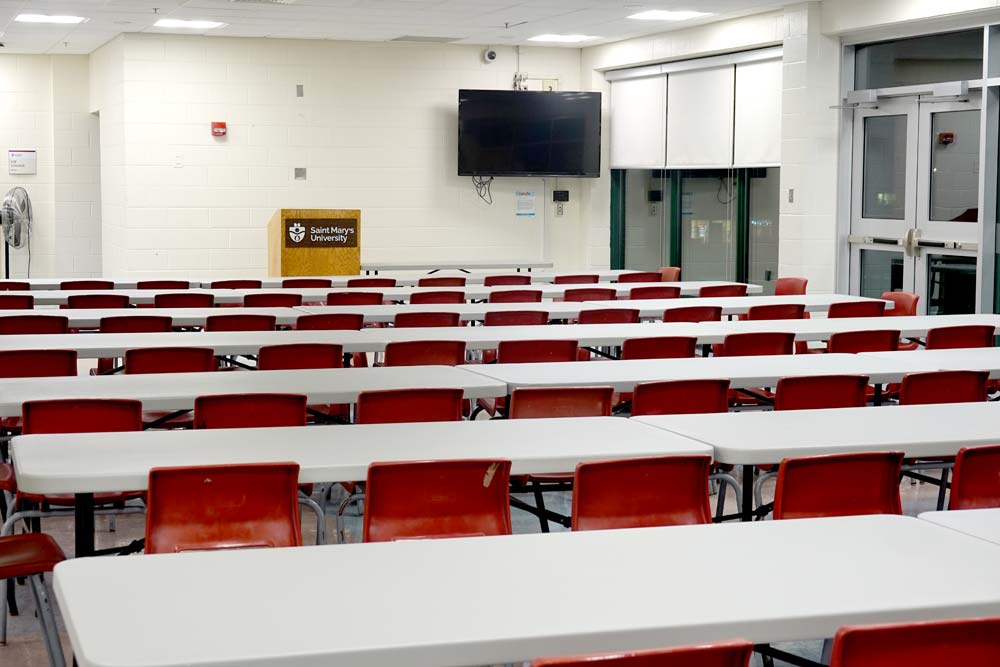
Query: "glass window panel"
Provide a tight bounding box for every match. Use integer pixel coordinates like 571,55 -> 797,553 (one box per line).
855,29 -> 983,90
863,115 -> 907,220
859,249 -> 903,299
624,169 -> 669,271
929,109 -> 980,222
680,172 -> 737,282
926,254 -> 977,315
748,168 -> 780,295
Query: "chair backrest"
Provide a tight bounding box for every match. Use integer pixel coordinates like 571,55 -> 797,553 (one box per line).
826,329 -> 900,354
99,315 -> 173,334
295,313 -> 364,330
774,277 -> 808,296
409,291 -> 465,305
658,266 -> 681,282
746,303 -> 805,321
0,350 -> 78,378
484,275 -> 531,286
210,279 -> 262,289
572,456 -> 714,531
21,398 -> 143,434
383,340 -> 467,366
145,462 -> 302,554
193,393 -> 308,429
720,331 -> 794,357
563,288 -> 617,302
828,301 -> 886,318
418,276 -> 466,287
926,324 -> 995,350
393,311 -> 461,328
65,294 -> 130,309
773,375 -> 869,411
773,451 -> 904,520
828,617 -> 1000,667
629,286 -> 680,300
355,387 -> 465,424
282,278 -> 332,288
617,271 -> 662,283
950,445 -> 1000,510
326,291 -> 383,306
346,278 -> 396,287
363,459 -> 512,542
483,310 -> 549,326
621,336 -> 697,360
0,294 -> 33,309
508,386 -> 614,419
242,293 -> 303,308
60,280 -> 114,290
136,280 -> 189,290
257,343 -> 344,370
898,370 -> 989,405
577,308 -> 640,325
488,289 -> 543,303
698,284 -> 747,297
496,339 -> 579,363
662,305 -> 722,323
204,314 -> 277,332
630,379 -> 731,417
124,347 -> 217,374
532,640 -> 754,667
879,291 -> 919,317
153,292 -> 215,308
0,314 -> 69,335
553,274 -> 599,284
0,281 -> 30,291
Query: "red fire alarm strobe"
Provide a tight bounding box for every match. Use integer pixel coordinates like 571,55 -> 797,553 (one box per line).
211,122 -> 227,137
937,132 -> 955,145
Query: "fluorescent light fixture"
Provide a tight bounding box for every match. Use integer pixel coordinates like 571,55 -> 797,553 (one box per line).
154,19 -> 227,30
627,10 -> 713,21
528,34 -> 599,43
15,14 -> 89,24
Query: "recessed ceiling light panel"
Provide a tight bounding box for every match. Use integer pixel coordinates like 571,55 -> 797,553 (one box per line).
154,19 -> 227,30
528,34 -> 600,43
628,10 -> 713,21
15,14 -> 89,24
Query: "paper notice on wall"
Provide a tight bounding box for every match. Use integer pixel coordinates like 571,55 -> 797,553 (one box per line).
515,191 -> 537,218
8,150 -> 36,175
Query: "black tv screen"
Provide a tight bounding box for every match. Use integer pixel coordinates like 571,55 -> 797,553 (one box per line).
458,90 -> 601,178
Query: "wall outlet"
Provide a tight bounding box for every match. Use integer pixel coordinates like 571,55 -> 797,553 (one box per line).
649,203 -> 658,217
542,78 -> 559,91
555,202 -> 565,217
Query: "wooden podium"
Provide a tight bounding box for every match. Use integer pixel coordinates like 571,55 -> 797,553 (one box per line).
267,208 -> 361,277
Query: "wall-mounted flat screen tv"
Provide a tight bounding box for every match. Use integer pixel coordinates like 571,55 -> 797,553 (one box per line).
458,89 -> 601,178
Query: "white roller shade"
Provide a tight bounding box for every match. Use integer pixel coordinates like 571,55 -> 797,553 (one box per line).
610,76 -> 666,168
666,65 -> 734,168
734,59 -> 782,166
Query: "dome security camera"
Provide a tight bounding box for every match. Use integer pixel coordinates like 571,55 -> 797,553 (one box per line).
483,48 -> 498,64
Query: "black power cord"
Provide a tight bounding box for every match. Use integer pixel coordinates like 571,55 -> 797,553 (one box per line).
472,175 -> 494,205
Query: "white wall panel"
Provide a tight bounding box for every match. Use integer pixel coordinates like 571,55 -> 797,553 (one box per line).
610,76 -> 666,168
734,59 -> 782,166
666,65 -> 734,168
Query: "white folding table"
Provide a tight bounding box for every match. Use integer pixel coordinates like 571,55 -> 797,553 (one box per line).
0,288 -> 243,306
296,301 -> 612,323
53,515 -> 1000,667
606,294 -> 892,319
1,278 -> 198,290
862,347 -> 1000,378
362,259 -> 553,273
0,307 -> 302,328
919,508 -> 1000,545
715,314 -> 1000,341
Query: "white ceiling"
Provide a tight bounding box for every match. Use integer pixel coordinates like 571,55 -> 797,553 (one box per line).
0,0 -> 797,54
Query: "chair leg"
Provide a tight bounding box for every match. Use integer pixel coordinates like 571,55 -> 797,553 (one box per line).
0,577 -> 7,645
531,482 -> 549,533
298,497 -> 326,545
937,467 -> 950,511
28,574 -> 65,667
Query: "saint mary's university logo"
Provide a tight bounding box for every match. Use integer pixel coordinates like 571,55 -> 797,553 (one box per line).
288,222 -> 306,243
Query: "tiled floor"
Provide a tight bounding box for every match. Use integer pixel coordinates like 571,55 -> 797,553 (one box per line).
4,473 -> 945,666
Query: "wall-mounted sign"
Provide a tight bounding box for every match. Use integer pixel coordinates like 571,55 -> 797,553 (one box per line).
8,150 -> 36,175
284,219 -> 358,248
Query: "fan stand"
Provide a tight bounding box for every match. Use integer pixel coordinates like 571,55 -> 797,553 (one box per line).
3,242 -> 8,280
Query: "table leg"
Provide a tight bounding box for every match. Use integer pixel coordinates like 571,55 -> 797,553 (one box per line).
874,383 -> 883,406
741,464 -> 754,522
74,493 -> 95,558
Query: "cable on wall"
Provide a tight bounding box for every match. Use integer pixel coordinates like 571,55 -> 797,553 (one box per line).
472,175 -> 494,205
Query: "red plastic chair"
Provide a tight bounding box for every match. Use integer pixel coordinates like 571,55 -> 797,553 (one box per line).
124,347 -> 216,374
204,314 -> 277,331
153,292 -> 215,308
145,462 -> 302,554
0,350 -> 77,378
828,617 -> 1000,667
362,459 -> 512,542
949,445 -> 1000,510
828,301 -> 886,318
282,278 -> 332,288
484,275 -> 530,286
99,315 -> 172,333
383,340 -> 466,366
563,288 -> 617,302
136,280 -> 189,290
699,284 -> 747,297
488,289 -> 543,303
409,291 -> 465,304
773,375 -> 869,410
508,386 -> 614,419
663,305 -> 722,323
0,294 -> 32,309
0,281 -> 29,291
898,370 -> 989,405
295,313 -> 364,330
629,286 -> 680,300
773,451 -> 904,520
393,312 -> 460,328
532,640 -> 754,667
346,278 -> 395,287
774,277 -> 808,295
572,456 -> 714,531
630,379 -> 731,417
64,293 -> 130,309
326,291 -> 383,306
256,343 -> 343,370
0,315 -> 68,334
577,309 -> 639,324
826,330 -> 900,354
60,280 -> 113,290
658,266 -> 681,282
418,277 -> 466,287
719,332 -> 794,356
0,534 -> 67,664
746,303 -> 805,320
617,271 -> 662,283
497,339 -> 579,363
880,290 -> 919,316
483,311 -> 549,326
193,393 -> 307,430
926,325 -> 995,349
242,292 -> 303,307
553,274 -> 599,284
621,336 -> 697,360
210,279 -> 261,289
355,388 -> 465,424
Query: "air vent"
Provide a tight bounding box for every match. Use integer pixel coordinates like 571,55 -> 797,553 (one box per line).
390,35 -> 465,43
230,0 -> 297,5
